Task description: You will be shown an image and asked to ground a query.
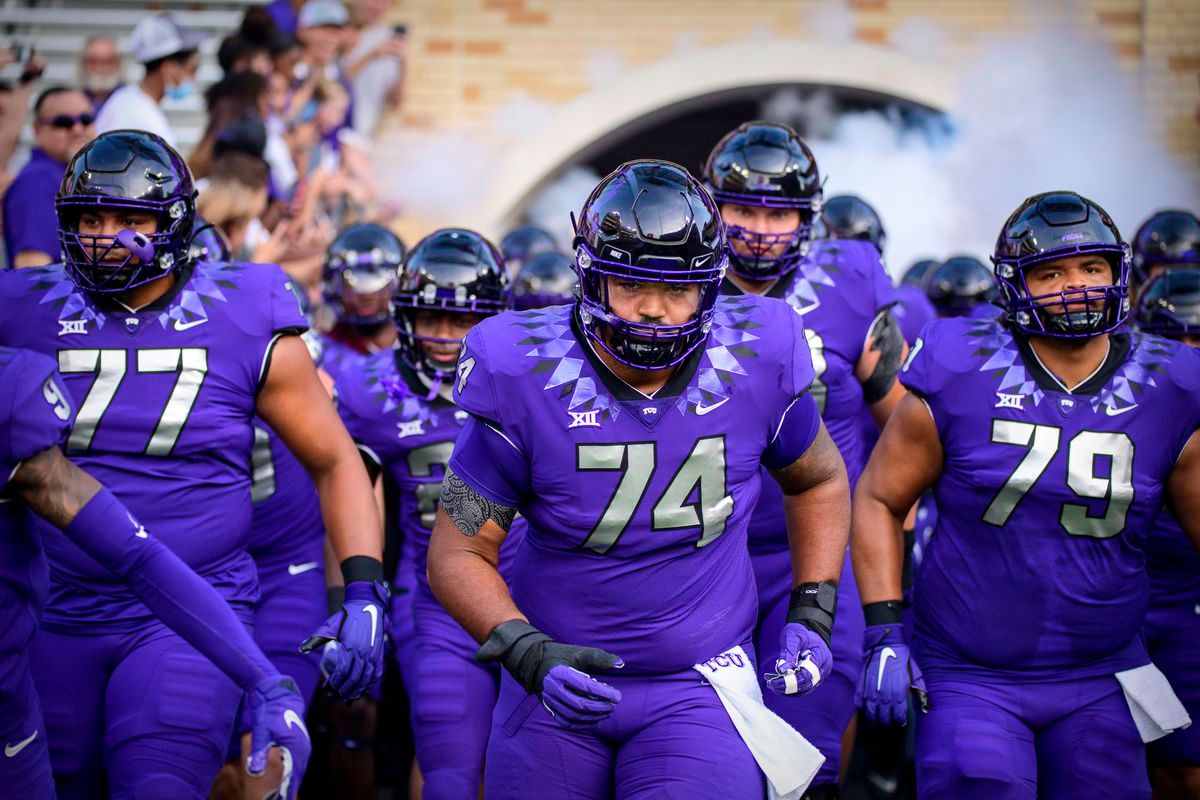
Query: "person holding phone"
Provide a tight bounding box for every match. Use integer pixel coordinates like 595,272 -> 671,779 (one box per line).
343,0 -> 406,136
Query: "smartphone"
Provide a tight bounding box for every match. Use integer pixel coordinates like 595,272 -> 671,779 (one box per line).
393,24 -> 407,37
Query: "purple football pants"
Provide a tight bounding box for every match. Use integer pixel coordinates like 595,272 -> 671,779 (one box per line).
30,620 -> 245,799
1144,598 -> 1200,766
410,589 -> 499,800
751,546 -> 864,786
916,671 -> 1150,799
485,663 -> 764,799
0,647 -> 55,798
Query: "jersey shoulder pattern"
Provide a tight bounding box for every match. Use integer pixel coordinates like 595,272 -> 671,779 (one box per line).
0,347 -> 72,492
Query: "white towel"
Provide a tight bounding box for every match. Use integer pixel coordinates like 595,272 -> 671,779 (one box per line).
693,646 -> 825,800
1115,663 -> 1192,743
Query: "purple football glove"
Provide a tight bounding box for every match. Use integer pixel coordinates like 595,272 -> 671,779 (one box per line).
857,622 -> 928,726
477,620 -> 623,729
246,675 -> 311,800
300,581 -> 388,700
764,622 -> 833,696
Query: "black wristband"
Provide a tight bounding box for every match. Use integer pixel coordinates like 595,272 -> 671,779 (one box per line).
340,555 -> 384,585
863,599 -> 904,626
786,580 -> 838,646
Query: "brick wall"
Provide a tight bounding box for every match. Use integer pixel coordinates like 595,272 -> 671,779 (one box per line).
377,0 -> 1199,234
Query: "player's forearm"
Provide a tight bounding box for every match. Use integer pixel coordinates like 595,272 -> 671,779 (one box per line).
850,487 -> 906,605
782,472 -> 850,585
311,449 -> 384,564
428,507 -> 524,643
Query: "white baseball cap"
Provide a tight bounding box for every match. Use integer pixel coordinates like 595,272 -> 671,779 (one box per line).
297,1 -> 349,29
129,13 -> 206,64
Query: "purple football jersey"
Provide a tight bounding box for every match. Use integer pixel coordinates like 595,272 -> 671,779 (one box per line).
723,238 -> 897,555
336,351 -> 525,589
1144,511 -> 1200,606
892,284 -> 937,345
318,333 -> 370,382
0,262 -> 308,630
0,348 -> 72,651
248,420 -> 324,553
902,317 -> 1200,680
450,297 -> 819,674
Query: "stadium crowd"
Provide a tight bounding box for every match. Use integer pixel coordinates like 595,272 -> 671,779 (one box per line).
0,4 -> 1199,800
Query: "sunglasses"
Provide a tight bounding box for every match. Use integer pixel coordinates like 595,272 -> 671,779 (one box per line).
41,113 -> 94,130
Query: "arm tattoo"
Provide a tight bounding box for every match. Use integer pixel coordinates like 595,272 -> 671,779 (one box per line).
13,447 -> 99,529
862,310 -> 904,405
440,467 -> 516,537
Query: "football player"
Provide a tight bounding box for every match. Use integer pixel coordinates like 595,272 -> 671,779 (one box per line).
820,194 -> 887,254
0,346 -> 310,799
704,121 -> 906,794
498,224 -> 560,278
1135,267 -> 1200,799
428,160 -> 852,798
1130,209 -> 1200,294
924,255 -> 1000,319
336,228 -> 513,799
0,130 -> 384,796
320,223 -> 407,379
894,259 -> 940,346
512,251 -> 576,310
852,191 -> 1200,797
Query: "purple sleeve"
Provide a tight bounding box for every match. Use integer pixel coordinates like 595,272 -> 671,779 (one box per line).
897,319 -> 944,401
2,169 -> 60,265
762,392 -> 822,469
868,251 -> 899,313
1,351 -> 72,491
270,268 -> 310,335
60,488 -> 276,689
452,325 -> 505,428
447,416 -> 530,507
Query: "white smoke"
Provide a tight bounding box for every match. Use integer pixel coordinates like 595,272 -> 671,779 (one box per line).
524,165 -> 600,250
809,13 -> 1199,277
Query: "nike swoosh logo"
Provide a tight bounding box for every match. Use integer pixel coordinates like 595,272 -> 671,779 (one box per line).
5,730 -> 37,758
284,709 -> 310,741
287,562 -> 319,576
173,317 -> 208,332
877,647 -> 896,691
695,397 -> 730,416
1105,404 -> 1137,416
364,604 -> 379,648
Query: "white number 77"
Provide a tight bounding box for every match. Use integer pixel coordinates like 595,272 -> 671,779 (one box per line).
59,348 -> 209,456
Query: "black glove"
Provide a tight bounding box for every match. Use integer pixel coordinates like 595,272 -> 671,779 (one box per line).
477,620 -> 623,728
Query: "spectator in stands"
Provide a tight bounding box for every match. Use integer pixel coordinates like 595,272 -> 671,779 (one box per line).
295,1 -> 354,133
343,0 -> 405,136
95,13 -> 205,147
2,87 -> 94,268
264,0 -> 307,38
217,35 -> 273,77
197,151 -> 271,259
191,71 -> 270,178
78,35 -> 123,114
0,47 -> 45,177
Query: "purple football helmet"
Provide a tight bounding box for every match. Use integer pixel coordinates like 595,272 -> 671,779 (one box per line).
821,194 -> 886,253
1130,209 -> 1200,288
392,228 -> 510,381
512,251 -> 576,310
56,130 -> 197,294
323,223 -> 407,327
499,225 -> 560,277
703,121 -> 821,281
991,191 -> 1130,339
574,159 -> 727,370
925,255 -> 999,318
1134,267 -> 1200,338
187,217 -> 232,264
